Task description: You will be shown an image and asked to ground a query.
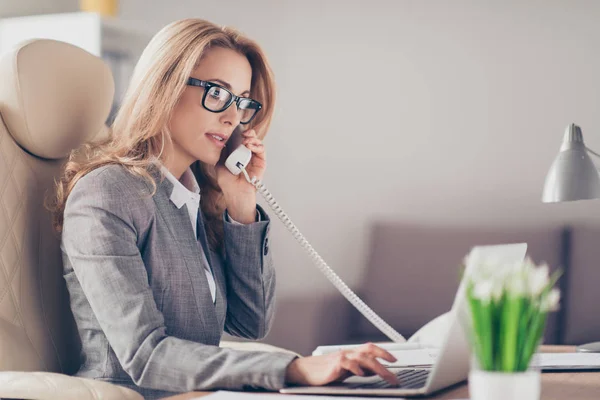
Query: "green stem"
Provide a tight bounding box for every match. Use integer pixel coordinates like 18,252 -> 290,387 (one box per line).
468,294 -> 487,369
501,296 -> 524,372
521,311 -> 547,369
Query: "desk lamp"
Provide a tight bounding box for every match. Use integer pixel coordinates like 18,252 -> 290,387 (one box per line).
543,123 -> 600,352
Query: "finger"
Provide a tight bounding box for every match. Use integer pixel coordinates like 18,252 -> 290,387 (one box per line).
358,343 -> 397,363
243,137 -> 262,147
248,157 -> 266,171
348,353 -> 398,386
247,151 -> 266,169
246,143 -> 266,161
246,143 -> 265,155
340,358 -> 366,378
242,129 -> 257,137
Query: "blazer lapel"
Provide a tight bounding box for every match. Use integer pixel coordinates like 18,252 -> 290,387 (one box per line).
196,211 -> 212,271
197,211 -> 227,328
152,171 -> 220,342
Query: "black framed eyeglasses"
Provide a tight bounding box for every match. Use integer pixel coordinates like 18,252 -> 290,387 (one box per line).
186,77 -> 262,124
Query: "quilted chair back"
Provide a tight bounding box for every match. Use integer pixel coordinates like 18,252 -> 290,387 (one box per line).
0,39 -> 114,374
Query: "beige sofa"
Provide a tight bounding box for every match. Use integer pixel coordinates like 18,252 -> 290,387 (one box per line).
344,221 -> 600,347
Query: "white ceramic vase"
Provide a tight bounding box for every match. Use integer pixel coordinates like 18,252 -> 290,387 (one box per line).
469,369 -> 541,400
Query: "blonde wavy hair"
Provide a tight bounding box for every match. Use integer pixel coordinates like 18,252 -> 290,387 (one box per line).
50,18 -> 276,251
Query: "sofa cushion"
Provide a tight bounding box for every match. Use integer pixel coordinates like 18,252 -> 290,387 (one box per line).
562,224 -> 600,345
0,371 -> 143,400
349,222 -> 567,344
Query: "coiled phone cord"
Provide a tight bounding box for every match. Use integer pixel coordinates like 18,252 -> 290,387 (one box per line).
241,168 -> 406,343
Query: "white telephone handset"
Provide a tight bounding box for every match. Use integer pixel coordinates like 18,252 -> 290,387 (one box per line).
222,125 -> 253,175
222,126 -> 407,343
407,312 -> 450,347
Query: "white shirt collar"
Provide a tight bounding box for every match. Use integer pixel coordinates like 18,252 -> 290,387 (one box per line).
160,165 -> 200,209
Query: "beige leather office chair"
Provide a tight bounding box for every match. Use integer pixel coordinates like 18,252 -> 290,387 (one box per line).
0,38 -> 298,400
0,39 -> 143,400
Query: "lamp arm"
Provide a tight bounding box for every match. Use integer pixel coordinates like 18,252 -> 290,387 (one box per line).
586,147 -> 600,160
584,147 -> 600,172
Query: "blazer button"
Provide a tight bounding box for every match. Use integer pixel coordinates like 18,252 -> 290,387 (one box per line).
263,238 -> 269,255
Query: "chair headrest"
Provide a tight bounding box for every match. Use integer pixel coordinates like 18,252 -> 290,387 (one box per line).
0,39 -> 114,160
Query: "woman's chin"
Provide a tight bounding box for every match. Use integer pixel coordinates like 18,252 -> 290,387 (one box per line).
194,151 -> 222,166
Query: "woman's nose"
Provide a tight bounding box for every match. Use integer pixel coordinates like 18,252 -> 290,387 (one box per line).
221,102 -> 242,126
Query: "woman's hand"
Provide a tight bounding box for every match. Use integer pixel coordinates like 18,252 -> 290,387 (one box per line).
284,343 -> 399,387
216,129 -> 266,224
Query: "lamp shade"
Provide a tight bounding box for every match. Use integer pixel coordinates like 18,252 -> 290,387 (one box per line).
542,124 -> 600,203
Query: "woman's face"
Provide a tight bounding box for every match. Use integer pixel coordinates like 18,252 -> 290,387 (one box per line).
168,47 -> 253,171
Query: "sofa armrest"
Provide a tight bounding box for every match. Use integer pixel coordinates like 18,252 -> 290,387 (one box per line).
0,371 -> 143,400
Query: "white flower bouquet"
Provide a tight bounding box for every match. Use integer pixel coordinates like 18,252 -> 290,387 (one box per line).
464,255 -> 561,372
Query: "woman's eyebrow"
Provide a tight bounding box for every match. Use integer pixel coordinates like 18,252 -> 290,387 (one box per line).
208,78 -> 251,96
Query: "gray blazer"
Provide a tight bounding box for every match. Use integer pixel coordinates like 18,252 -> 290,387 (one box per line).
61,164 -> 297,399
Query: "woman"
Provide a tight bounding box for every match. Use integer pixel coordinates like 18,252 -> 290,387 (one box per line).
52,18 -> 398,399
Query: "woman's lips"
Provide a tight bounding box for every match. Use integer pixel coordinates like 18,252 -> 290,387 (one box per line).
206,133 -> 226,148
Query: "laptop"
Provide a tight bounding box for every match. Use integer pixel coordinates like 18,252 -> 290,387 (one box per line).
280,243 -> 528,397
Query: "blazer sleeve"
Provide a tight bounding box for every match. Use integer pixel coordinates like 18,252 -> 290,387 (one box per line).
222,205 -> 278,340
61,172 -> 297,392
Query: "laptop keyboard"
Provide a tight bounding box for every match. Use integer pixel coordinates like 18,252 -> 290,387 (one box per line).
345,369 -> 430,390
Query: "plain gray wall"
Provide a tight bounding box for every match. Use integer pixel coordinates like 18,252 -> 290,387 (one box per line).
5,0 -> 600,354
117,0 -> 600,354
